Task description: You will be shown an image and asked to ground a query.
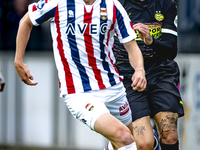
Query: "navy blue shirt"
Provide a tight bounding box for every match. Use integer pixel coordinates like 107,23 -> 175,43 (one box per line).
113,0 -> 178,77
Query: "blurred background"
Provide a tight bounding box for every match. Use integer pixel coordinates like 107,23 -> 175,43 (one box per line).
0,0 -> 200,150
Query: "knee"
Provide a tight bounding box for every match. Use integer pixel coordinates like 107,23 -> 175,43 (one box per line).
136,139 -> 154,150
155,112 -> 179,144
115,127 -> 134,146
160,130 -> 178,144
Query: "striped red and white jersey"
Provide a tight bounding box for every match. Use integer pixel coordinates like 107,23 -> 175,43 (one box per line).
28,0 -> 136,96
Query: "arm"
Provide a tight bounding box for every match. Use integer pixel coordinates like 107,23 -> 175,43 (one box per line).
123,40 -> 146,92
133,23 -> 177,60
149,34 -> 177,60
14,12 -> 38,85
133,1 -> 178,60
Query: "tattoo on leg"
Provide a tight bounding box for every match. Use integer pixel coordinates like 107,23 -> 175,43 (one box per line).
133,126 -> 146,137
157,113 -> 178,141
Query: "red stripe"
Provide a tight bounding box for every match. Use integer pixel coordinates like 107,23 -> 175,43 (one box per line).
55,6 -> 75,94
106,3 -> 116,46
101,10 -> 106,12
84,7 -> 106,89
130,21 -> 134,29
45,0 -> 48,3
105,142 -> 108,150
108,52 -> 123,81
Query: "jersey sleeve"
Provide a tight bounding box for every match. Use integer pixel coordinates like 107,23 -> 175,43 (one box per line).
149,0 -> 178,60
28,0 -> 59,26
113,0 -> 136,44
161,0 -> 177,36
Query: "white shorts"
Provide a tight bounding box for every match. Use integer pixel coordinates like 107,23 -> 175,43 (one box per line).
63,82 -> 132,130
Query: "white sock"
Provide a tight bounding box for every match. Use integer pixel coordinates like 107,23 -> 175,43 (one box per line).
118,142 -> 137,150
104,141 -> 137,150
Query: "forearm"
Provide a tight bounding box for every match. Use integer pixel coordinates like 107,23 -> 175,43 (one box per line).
124,40 -> 144,71
124,39 -> 146,91
149,33 -> 177,60
15,12 -> 33,64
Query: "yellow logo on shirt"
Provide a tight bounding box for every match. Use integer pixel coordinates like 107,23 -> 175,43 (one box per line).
135,23 -> 162,40
155,13 -> 164,21
180,100 -> 183,105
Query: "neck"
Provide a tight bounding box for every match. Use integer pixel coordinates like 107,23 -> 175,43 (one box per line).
84,0 -> 96,5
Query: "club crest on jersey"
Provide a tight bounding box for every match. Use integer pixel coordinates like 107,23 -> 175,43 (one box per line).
37,0 -> 45,10
100,7 -> 107,20
155,11 -> 164,21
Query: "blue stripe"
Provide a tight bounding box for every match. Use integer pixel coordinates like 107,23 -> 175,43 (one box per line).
116,6 -> 129,39
67,0 -> 91,92
106,142 -> 109,150
36,7 -> 56,24
99,0 -> 116,86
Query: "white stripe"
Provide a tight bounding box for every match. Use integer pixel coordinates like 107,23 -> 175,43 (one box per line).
162,28 -> 177,36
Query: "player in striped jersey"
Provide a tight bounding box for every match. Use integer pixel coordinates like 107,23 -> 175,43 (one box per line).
14,0 -> 147,149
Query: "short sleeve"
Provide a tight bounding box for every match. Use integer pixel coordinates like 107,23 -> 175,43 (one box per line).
114,0 -> 136,44
28,0 -> 59,26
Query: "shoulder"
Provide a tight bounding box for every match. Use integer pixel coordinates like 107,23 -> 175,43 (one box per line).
116,0 -> 126,5
159,0 -> 176,9
159,0 -> 176,4
113,0 -> 123,5
112,0 -> 127,11
29,0 -> 60,11
157,0 -> 177,16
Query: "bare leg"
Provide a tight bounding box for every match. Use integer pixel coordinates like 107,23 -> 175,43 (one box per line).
94,113 -> 134,150
132,116 -> 154,150
154,111 -> 179,149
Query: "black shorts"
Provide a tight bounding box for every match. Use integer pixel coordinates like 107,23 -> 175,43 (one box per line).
123,60 -> 184,121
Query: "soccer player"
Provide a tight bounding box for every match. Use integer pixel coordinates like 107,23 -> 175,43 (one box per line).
14,0 -> 147,149
112,0 -> 184,150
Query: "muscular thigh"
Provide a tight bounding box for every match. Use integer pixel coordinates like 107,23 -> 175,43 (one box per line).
123,79 -> 151,122
132,116 -> 154,146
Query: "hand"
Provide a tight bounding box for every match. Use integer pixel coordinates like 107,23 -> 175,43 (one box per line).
133,23 -> 153,45
14,61 -> 38,86
131,69 -> 146,92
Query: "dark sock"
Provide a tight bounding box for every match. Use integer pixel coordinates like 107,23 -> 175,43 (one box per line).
153,138 -> 156,148
160,141 -> 179,150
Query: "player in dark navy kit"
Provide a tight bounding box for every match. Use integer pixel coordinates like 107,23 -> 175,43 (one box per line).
112,0 -> 184,150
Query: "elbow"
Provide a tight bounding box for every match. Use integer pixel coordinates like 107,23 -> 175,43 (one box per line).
168,51 -> 177,60
158,47 -> 177,60
19,12 -> 33,28
167,54 -> 176,60
166,48 -> 177,60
